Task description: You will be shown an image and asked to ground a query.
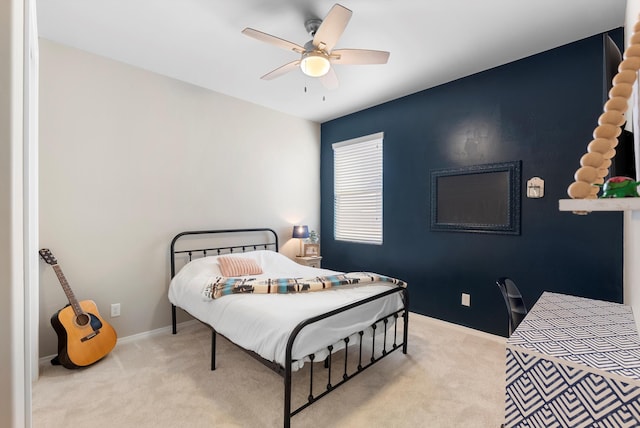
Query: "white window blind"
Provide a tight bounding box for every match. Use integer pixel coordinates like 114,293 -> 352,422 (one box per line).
333,132 -> 383,245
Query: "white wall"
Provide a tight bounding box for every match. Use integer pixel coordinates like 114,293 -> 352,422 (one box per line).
0,1 -> 27,427
38,39 -> 321,357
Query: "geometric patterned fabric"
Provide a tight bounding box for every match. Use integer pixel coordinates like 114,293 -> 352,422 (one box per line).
505,292 -> 640,427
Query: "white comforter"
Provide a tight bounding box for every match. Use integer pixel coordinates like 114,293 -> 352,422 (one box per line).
168,250 -> 405,370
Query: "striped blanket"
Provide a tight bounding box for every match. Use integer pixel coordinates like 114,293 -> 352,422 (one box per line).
202,272 -> 407,300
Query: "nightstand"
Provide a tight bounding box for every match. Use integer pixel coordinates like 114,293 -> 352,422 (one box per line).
295,256 -> 322,268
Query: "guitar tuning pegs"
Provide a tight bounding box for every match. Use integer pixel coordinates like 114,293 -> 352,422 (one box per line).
38,248 -> 58,265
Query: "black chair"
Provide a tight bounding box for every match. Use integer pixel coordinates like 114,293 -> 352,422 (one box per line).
496,277 -> 528,336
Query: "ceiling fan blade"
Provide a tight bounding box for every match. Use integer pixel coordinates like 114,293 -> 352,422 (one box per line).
313,4 -> 352,52
319,67 -> 339,90
242,28 -> 305,54
330,49 -> 390,65
260,60 -> 301,80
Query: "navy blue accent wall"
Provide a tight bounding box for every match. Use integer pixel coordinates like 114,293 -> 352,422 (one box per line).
320,31 -> 624,337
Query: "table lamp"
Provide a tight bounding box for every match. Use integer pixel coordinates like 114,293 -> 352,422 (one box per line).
292,225 -> 309,256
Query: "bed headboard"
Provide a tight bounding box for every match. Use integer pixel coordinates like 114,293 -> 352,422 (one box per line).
170,228 -> 279,278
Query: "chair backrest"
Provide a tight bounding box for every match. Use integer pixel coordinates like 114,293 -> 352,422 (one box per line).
496,277 -> 528,336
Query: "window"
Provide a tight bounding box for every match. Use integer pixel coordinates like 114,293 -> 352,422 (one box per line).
333,132 -> 383,245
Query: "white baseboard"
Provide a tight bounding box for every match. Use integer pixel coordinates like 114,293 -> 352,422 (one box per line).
38,319 -> 199,367
116,319 -> 200,346
418,313 -> 507,344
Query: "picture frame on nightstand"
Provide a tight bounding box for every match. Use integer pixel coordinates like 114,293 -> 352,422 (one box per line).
303,243 -> 320,257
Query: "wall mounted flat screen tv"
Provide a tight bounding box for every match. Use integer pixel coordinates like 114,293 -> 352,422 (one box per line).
430,161 -> 521,234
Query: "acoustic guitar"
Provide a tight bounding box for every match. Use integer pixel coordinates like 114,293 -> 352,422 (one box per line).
39,248 -> 117,369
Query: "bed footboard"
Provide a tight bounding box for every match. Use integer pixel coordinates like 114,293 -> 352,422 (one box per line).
201,282 -> 408,427
283,285 -> 409,428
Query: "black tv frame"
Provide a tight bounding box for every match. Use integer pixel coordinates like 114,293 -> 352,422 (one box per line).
430,161 -> 521,235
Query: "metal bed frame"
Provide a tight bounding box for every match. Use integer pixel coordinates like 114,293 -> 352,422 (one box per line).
170,228 -> 409,428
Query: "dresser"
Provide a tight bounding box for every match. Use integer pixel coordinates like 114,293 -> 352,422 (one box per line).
505,292 -> 640,427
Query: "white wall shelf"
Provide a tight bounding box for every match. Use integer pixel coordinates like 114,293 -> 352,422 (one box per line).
559,198 -> 640,213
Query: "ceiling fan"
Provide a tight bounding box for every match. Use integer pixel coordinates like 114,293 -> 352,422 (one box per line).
241,3 -> 390,89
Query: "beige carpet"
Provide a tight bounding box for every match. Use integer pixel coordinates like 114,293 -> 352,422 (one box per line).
32,313 -> 506,428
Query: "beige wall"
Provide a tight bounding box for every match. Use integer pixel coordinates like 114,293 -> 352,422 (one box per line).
38,39 -> 321,357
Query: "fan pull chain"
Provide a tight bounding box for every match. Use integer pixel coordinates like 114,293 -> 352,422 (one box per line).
303,83 -> 326,102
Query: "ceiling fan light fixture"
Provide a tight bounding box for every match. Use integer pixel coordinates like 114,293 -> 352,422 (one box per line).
300,51 -> 330,77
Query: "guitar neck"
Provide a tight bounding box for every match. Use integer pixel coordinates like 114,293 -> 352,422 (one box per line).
52,264 -> 84,316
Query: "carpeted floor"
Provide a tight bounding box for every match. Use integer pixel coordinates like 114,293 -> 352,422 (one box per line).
32,313 -> 506,427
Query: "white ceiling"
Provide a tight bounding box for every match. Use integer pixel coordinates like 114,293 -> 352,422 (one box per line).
36,0 -> 626,123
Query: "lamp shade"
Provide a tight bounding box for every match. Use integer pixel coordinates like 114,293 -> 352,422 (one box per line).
292,225 -> 309,239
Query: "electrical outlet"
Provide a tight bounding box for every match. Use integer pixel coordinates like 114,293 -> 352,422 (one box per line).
110,303 -> 121,317
461,293 -> 471,307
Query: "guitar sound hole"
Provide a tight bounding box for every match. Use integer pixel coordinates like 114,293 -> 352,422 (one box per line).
75,313 -> 91,327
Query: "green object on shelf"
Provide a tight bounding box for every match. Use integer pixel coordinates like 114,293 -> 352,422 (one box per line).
598,176 -> 640,198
